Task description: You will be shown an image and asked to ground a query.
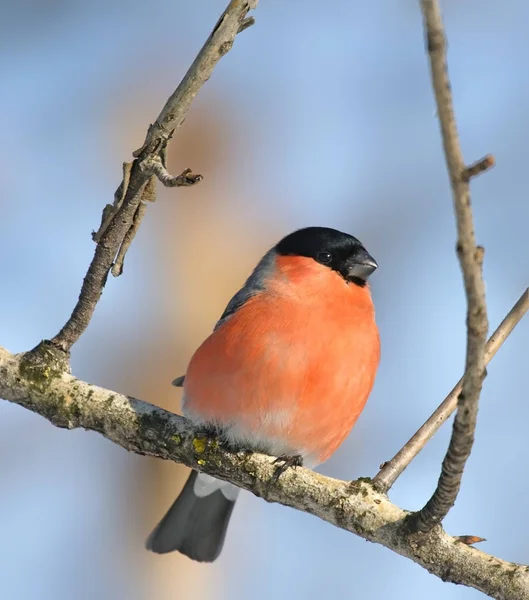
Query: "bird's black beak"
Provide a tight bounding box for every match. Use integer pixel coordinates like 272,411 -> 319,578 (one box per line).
347,249 -> 378,281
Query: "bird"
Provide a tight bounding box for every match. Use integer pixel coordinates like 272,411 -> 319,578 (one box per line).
146,226 -> 380,562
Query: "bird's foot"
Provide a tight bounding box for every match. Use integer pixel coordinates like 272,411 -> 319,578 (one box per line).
271,454 -> 303,483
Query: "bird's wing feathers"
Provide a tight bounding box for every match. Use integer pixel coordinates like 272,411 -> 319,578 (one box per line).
214,248 -> 275,330
171,249 -> 276,387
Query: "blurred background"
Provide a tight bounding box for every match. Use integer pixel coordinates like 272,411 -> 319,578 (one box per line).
1,1 -> 528,598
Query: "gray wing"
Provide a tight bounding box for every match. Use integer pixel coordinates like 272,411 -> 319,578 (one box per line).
171,249 -> 275,388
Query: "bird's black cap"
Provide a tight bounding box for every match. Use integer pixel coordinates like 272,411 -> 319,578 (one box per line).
275,226 -> 377,285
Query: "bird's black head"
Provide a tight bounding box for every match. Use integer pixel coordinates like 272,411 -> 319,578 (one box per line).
275,226 -> 377,286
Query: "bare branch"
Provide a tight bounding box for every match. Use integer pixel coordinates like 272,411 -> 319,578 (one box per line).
132,0 -> 257,158
403,0 -> 490,534
1,344 -> 528,600
48,0 -> 258,354
373,288 -> 529,492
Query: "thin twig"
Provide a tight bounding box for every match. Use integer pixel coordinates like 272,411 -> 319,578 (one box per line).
407,0 -> 489,533
133,0 -> 258,158
48,0 -> 258,354
2,344 -> 529,600
373,288 -> 529,492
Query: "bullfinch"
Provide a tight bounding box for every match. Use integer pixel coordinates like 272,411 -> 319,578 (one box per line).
146,226 -> 380,562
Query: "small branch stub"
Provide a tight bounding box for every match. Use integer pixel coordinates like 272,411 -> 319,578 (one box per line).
140,158 -> 203,188
456,535 -> 486,546
238,16 -> 255,33
463,154 -> 495,182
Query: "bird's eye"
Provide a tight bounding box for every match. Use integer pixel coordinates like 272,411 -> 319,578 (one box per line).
317,252 -> 332,264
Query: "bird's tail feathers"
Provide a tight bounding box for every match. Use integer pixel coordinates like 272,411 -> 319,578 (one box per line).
146,470 -> 238,562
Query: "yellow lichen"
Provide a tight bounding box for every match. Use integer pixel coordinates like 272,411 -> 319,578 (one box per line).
193,437 -> 207,454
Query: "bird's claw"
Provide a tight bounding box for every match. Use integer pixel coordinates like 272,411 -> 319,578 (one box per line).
271,454 -> 303,483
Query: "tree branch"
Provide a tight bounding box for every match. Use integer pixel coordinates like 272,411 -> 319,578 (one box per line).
405,0 -> 491,534
48,0 -> 258,354
1,344 -> 528,600
373,288 -> 529,492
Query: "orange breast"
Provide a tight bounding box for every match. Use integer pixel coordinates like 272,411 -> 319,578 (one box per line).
183,255 -> 380,466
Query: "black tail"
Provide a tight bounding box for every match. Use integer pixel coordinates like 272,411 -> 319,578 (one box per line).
146,470 -> 236,562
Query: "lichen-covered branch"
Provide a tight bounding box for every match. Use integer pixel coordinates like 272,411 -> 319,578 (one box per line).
373,288 -> 529,493
407,0 -> 491,534
1,344 -> 528,600
49,0 -> 258,353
